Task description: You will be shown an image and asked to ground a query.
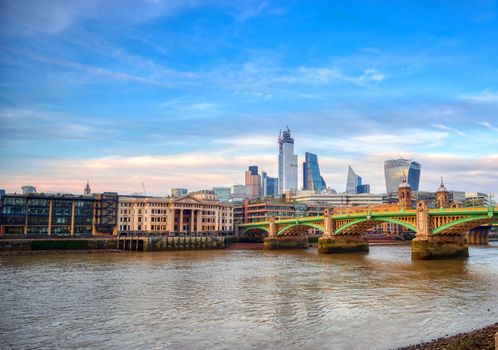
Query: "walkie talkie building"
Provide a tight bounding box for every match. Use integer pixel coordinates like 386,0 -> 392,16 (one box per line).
384,159 -> 421,194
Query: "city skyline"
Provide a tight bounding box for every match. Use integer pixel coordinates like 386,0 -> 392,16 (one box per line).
1,1 -> 497,195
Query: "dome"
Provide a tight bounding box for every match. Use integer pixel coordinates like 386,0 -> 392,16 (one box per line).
398,178 -> 411,189
437,177 -> 448,192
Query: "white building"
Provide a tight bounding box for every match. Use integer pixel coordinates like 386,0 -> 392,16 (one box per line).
292,191 -> 384,207
278,127 -> 298,194
117,194 -> 234,234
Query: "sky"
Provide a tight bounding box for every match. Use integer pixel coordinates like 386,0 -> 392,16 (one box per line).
0,0 -> 497,196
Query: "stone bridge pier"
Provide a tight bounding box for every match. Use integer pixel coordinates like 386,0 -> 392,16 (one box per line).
318,209 -> 369,254
467,227 -> 490,245
412,201 -> 468,260
262,217 -> 308,250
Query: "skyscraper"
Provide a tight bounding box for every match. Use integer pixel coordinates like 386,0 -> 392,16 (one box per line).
278,127 -> 298,194
384,159 -> 422,194
262,171 -> 279,197
245,166 -> 261,198
303,152 -> 327,191
345,165 -> 362,194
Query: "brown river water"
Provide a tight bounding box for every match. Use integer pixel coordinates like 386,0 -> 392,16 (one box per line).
1,243 -> 497,350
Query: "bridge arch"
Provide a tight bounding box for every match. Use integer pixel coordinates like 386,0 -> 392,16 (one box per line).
239,226 -> 270,237
277,223 -> 324,236
433,215 -> 497,235
335,218 -> 417,235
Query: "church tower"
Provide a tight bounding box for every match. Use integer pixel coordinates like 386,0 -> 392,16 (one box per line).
398,177 -> 412,210
435,177 -> 449,208
84,180 -> 91,196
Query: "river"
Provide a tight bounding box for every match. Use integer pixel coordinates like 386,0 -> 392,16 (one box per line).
1,243 -> 497,349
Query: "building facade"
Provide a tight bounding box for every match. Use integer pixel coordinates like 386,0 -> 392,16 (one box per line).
292,191 -> 384,207
345,165 -> 362,194
117,194 -> 233,235
234,199 -> 328,225
384,159 -> 421,194
245,166 -> 262,198
263,176 -> 279,197
0,193 -> 118,236
171,188 -> 188,197
278,127 -> 298,194
212,187 -> 231,202
303,152 -> 327,191
464,192 -> 489,207
356,184 -> 370,194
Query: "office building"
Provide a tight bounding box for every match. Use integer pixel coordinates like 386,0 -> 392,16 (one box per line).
345,166 -> 362,194
0,193 -> 117,236
384,159 -> 421,193
292,191 -> 384,207
263,176 -> 279,197
0,189 -> 5,199
303,152 -> 327,191
278,127 -> 298,194
234,199 -> 327,224
356,184 -> 370,194
464,192 -> 489,207
171,188 -> 188,197
212,187 -> 231,202
21,186 -> 36,195
245,166 -> 262,198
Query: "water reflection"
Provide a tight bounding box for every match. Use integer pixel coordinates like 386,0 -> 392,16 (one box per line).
0,244 -> 497,350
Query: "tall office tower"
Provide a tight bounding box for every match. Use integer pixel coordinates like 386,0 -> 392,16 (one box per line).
261,171 -> 267,196
245,166 -> 262,198
384,159 -> 422,194
303,152 -> 327,191
84,180 -> 91,196
345,165 -> 362,194
278,127 -> 298,194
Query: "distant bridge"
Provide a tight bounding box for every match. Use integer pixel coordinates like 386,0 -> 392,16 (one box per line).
238,202 -> 498,259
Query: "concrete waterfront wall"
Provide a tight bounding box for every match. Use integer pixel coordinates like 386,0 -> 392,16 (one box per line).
0,238 -> 118,251
119,236 -> 234,251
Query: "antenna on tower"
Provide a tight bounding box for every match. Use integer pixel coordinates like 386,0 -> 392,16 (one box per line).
141,181 -> 147,196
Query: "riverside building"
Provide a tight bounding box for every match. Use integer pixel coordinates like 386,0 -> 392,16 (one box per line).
117,192 -> 233,235
0,192 -> 118,236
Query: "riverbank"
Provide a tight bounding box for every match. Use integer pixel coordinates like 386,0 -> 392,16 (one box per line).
398,322 -> 498,350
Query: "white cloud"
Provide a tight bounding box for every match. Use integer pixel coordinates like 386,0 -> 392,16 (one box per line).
459,89 -> 498,102
478,121 -> 498,132
431,124 -> 465,136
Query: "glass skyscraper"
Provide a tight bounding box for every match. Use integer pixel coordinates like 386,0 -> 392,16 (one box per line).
346,165 -> 362,194
384,159 -> 422,194
303,152 -> 326,191
278,127 -> 298,194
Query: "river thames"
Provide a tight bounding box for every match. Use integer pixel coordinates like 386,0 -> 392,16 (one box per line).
1,243 -> 497,350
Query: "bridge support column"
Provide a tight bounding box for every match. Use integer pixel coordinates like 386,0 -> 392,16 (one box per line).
318,234 -> 369,254
263,236 -> 308,250
412,201 -> 468,260
263,217 -> 308,250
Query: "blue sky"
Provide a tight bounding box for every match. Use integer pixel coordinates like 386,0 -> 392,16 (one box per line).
1,0 -> 497,195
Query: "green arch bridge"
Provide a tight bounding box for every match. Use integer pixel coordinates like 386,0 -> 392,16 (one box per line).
238,201 -> 497,260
